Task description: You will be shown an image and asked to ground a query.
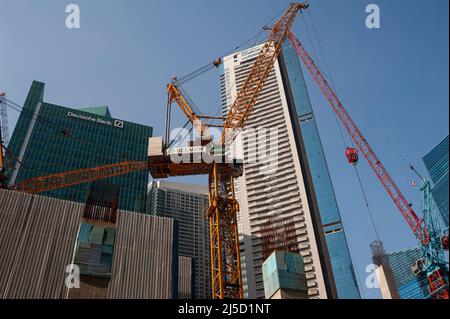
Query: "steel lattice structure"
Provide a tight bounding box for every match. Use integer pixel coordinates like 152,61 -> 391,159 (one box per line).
5,3 -> 310,299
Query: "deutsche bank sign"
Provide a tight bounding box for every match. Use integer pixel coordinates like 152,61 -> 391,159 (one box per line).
113,120 -> 124,128
67,112 -> 124,129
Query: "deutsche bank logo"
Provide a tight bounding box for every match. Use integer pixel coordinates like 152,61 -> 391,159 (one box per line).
114,120 -> 124,128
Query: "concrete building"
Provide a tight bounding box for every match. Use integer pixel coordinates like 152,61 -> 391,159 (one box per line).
375,264 -> 400,299
146,180 -> 211,298
5,81 -> 152,213
0,188 -> 179,299
422,135 -> 449,228
219,42 -> 359,298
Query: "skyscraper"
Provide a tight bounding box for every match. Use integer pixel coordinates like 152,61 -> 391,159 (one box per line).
147,180 -> 211,299
219,42 -> 360,299
5,81 -> 152,213
384,247 -> 427,299
422,135 -> 449,227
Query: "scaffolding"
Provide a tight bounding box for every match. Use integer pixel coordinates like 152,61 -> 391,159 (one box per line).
370,240 -> 387,267
83,181 -> 120,225
261,215 -> 299,261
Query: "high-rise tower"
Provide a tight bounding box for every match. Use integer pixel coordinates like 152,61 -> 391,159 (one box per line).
5,81 -> 152,213
147,180 -> 211,299
422,135 -> 449,228
220,42 -> 360,299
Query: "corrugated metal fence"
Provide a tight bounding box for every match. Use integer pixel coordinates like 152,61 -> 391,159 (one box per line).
178,256 -> 193,299
0,189 -> 177,299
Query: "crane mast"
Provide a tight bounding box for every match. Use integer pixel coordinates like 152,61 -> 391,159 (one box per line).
409,165 -> 448,299
164,3 -> 310,299
288,32 -> 448,299
208,3 -> 309,299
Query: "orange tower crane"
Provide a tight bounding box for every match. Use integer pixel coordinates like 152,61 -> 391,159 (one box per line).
3,3 -> 310,299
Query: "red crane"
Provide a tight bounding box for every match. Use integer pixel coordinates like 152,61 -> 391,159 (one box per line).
288,32 -> 448,299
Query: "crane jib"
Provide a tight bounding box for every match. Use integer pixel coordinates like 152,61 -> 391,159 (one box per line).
287,32 -> 429,244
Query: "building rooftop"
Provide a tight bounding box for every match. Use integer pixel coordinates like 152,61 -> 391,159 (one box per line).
77,106 -> 112,118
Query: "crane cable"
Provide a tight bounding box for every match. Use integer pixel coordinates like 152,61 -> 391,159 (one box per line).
353,166 -> 382,242
302,8 -> 387,297
172,5 -> 289,136
304,10 -> 382,243
305,9 -> 382,240
177,3 -> 290,86
176,18 -> 273,85
301,10 -> 351,149
208,22 -> 267,126
176,28 -> 267,85
168,118 -> 192,149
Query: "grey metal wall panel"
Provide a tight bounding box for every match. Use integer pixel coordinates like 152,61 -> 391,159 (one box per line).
0,189 -> 177,299
0,189 -> 82,299
0,190 -> 34,296
178,256 -> 193,299
108,212 -> 176,299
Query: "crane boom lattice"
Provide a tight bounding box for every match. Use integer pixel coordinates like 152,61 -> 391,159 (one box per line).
11,161 -> 148,194
287,32 -> 428,244
208,3 -> 309,299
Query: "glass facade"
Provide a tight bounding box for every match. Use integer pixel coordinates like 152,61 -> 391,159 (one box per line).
422,135 -> 449,227
384,248 -> 421,287
147,181 -> 211,299
384,247 -> 428,299
398,277 -> 427,299
280,41 -> 361,298
432,174 -> 449,227
6,81 -> 152,213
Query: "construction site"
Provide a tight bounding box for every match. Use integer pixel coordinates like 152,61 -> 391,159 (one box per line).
0,1 -> 448,302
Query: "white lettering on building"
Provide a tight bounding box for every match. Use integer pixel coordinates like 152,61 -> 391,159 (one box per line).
67,111 -> 124,129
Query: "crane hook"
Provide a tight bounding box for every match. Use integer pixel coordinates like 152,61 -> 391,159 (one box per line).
345,147 -> 359,165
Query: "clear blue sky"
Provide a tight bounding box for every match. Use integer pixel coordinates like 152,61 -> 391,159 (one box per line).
1,0 -> 448,299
